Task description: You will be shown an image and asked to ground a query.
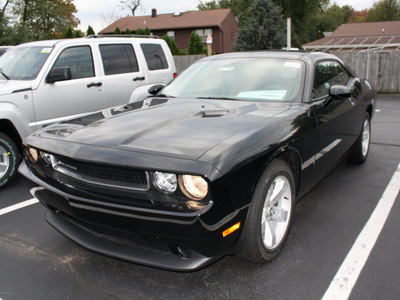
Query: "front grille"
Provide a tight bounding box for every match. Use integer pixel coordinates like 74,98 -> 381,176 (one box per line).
51,155 -> 149,191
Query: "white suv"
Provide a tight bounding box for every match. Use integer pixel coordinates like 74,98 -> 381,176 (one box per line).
0,36 -> 176,188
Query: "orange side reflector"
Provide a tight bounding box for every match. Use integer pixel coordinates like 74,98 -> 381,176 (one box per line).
222,222 -> 241,237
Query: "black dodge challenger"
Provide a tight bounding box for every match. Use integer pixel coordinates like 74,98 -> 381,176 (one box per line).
20,52 -> 376,271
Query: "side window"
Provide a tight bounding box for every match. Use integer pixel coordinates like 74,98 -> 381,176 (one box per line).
140,43 -> 169,71
99,44 -> 139,75
312,61 -> 351,99
52,46 -> 94,79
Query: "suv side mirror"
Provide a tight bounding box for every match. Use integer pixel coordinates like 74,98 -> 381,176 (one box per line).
329,85 -> 351,99
148,84 -> 165,95
46,66 -> 72,83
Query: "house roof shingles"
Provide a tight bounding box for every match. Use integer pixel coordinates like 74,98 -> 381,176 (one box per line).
100,8 -> 233,34
303,20 -> 400,51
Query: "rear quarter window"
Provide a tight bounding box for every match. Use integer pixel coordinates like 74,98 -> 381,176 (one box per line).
140,43 -> 169,71
99,44 -> 139,75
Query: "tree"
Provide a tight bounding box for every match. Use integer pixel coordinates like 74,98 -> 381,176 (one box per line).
87,25 -> 95,36
120,0 -> 141,16
198,0 -> 254,25
136,27 -> 150,35
348,9 -> 369,23
114,26 -> 121,34
188,31 -> 204,54
65,26 -> 73,38
313,4 -> 355,33
125,28 -> 131,34
162,35 -> 180,55
271,0 -> 329,46
74,29 -> 84,38
0,0 -> 11,41
233,0 -> 285,51
368,0 -> 400,21
11,0 -> 79,40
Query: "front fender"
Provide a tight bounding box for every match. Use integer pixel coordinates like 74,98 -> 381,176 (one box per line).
0,99 -> 34,140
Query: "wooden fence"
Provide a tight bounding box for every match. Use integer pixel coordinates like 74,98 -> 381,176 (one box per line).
175,53 -> 400,94
334,52 -> 400,94
173,55 -> 206,75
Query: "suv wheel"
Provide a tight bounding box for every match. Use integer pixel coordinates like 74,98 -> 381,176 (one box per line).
0,133 -> 20,189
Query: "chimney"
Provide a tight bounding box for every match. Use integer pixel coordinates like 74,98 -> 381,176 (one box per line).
152,8 -> 157,18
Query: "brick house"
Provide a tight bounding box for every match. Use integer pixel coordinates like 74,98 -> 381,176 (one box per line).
99,8 -> 239,54
303,21 -> 400,52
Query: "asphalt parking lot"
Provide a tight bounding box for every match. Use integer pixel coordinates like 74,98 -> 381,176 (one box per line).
0,94 -> 399,300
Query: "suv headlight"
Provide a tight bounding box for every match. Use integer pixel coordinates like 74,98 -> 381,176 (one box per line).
179,175 -> 208,200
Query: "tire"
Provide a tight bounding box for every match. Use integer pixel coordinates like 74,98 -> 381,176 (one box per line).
0,133 -> 21,189
347,113 -> 371,164
238,159 -> 295,263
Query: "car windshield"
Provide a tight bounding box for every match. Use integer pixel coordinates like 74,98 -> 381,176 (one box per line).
0,46 -> 53,80
160,57 -> 305,102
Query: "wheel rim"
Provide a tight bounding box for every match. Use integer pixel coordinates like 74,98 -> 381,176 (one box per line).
0,145 -> 11,178
261,175 -> 292,250
362,118 -> 370,157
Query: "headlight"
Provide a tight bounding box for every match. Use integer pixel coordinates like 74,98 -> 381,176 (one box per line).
179,175 -> 208,200
153,171 -> 177,193
27,147 -> 38,162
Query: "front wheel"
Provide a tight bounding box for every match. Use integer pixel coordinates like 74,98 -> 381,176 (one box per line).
238,159 -> 295,263
347,113 -> 371,164
0,133 -> 20,189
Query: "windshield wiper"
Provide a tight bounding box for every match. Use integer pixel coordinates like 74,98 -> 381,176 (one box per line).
196,96 -> 238,101
0,68 -> 10,80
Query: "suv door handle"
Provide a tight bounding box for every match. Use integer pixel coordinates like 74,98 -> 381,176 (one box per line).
133,76 -> 145,81
87,82 -> 102,88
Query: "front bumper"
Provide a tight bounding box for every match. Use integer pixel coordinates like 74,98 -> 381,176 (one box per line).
20,161 -> 248,271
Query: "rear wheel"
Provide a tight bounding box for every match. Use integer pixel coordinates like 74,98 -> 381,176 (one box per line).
0,133 -> 20,189
347,113 -> 371,164
238,159 -> 295,263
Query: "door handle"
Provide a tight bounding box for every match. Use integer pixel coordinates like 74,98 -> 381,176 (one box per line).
87,82 -> 102,88
133,76 -> 145,81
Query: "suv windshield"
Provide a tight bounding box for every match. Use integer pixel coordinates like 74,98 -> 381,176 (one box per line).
160,57 -> 305,102
0,46 -> 53,80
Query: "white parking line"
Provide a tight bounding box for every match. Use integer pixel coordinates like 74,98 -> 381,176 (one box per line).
322,163 -> 400,300
0,198 -> 39,216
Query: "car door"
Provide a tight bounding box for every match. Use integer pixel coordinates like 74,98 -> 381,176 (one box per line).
309,60 -> 359,177
98,43 -> 147,108
33,45 -> 104,127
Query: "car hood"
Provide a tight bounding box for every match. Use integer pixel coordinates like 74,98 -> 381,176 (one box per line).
0,80 -> 32,96
32,98 -> 291,160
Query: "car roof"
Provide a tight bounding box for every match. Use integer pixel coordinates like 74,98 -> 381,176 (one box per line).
202,51 -> 340,64
16,36 -> 164,49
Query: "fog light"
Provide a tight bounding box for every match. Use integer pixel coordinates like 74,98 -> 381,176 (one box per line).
153,171 -> 177,193
179,175 -> 208,200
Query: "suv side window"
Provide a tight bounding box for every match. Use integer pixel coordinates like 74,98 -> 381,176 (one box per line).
312,61 -> 351,99
99,44 -> 139,75
140,43 -> 169,70
52,46 -> 94,79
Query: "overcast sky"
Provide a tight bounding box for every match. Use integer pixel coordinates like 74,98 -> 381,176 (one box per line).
74,0 -> 377,34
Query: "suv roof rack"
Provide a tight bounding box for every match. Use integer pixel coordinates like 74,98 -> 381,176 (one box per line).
86,34 -> 159,39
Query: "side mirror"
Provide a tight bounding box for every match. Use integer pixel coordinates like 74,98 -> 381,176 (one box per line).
46,66 -> 72,83
148,84 -> 165,95
329,85 -> 351,99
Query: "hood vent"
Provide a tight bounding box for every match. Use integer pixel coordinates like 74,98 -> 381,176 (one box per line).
201,110 -> 230,118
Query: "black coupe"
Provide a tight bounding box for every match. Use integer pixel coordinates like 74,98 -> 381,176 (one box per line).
20,52 -> 376,271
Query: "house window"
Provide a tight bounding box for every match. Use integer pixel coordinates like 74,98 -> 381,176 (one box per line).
196,29 -> 212,43
167,31 -> 175,40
